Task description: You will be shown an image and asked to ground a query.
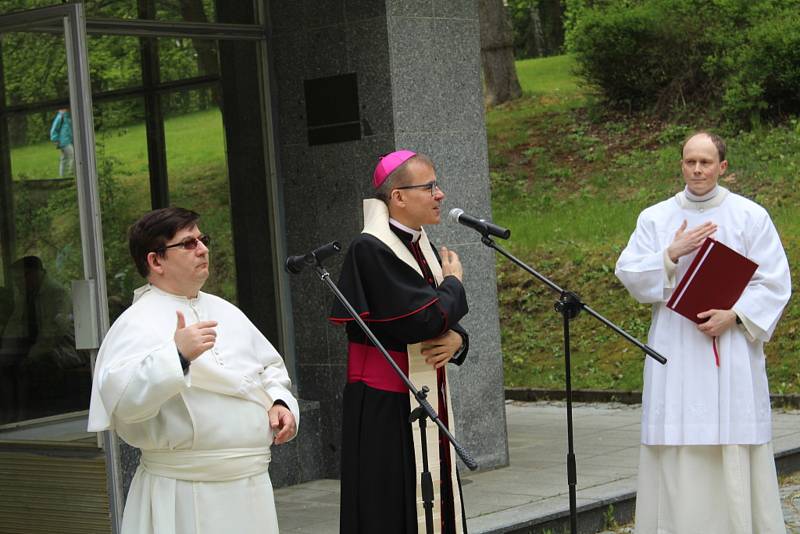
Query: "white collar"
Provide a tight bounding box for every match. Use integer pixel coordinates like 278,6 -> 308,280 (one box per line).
684,184 -> 720,202
133,283 -> 201,304
675,186 -> 729,210
389,218 -> 422,243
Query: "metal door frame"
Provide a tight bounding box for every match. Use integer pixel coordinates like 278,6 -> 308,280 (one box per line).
0,5 -> 123,531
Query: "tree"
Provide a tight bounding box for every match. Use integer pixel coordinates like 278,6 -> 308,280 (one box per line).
479,0 -> 523,106
509,0 -> 566,59
173,0 -> 219,78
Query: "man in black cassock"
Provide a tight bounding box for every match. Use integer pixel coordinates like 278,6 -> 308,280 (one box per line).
330,150 -> 470,533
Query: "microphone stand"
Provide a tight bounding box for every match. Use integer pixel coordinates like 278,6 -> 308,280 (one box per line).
305,256 -> 479,534
479,234 -> 667,534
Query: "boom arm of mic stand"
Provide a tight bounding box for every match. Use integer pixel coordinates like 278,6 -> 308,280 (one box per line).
313,263 -> 479,470
480,236 -> 667,365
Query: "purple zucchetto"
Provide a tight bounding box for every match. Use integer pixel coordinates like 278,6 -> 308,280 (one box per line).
372,150 -> 417,189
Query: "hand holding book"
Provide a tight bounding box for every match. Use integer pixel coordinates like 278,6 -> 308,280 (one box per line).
695,309 -> 738,337
666,237 -> 757,323
666,237 -> 758,365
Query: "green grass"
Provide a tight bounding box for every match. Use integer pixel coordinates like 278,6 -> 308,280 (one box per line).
164,110 -> 225,174
488,55 -> 800,394
10,109 -> 224,181
492,195 -> 642,249
516,54 -> 582,98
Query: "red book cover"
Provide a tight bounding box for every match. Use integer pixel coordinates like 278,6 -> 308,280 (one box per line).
666,237 -> 758,323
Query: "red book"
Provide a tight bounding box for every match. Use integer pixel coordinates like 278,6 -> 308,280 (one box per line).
667,237 -> 758,323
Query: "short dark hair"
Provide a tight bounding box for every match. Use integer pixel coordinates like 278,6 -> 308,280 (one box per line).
11,256 -> 43,273
129,207 -> 200,278
374,153 -> 436,203
681,131 -> 727,162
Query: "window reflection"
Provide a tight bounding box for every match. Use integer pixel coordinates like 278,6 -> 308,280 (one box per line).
80,0 -> 217,22
0,256 -> 86,423
83,0 -> 137,18
0,0 -> 260,428
0,1 -> 220,24
93,98 -> 151,324
0,1 -> 61,13
153,0 -> 217,23
7,111 -> 73,180
0,108 -> 88,425
2,31 -> 67,106
159,37 -> 219,83
163,87 -> 235,303
88,35 -> 142,92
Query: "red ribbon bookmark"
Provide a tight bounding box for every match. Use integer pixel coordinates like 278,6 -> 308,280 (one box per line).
712,336 -> 720,367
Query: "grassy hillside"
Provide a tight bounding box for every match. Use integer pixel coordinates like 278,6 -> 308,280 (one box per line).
487,55 -> 800,394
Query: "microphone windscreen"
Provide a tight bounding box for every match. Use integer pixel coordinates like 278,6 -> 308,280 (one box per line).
448,208 -> 463,222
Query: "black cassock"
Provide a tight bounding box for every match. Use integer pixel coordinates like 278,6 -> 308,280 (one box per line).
330,223 -> 469,534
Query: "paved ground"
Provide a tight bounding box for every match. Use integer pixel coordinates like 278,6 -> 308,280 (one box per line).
780,472 -> 800,533
274,401 -> 800,533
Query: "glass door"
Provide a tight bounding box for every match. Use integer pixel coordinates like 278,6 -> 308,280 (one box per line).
0,5 -> 123,532
0,5 -> 283,532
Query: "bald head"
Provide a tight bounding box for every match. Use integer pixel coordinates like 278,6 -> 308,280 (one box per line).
681,131 -> 726,162
680,132 -> 728,196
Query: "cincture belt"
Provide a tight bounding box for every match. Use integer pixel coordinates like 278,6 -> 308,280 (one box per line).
141,446 -> 271,482
347,341 -> 409,393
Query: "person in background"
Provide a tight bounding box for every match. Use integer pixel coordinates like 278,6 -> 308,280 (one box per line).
50,108 -> 73,177
0,256 -> 80,421
616,131 -> 791,533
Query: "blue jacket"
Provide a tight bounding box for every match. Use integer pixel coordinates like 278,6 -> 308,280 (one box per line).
50,111 -> 73,148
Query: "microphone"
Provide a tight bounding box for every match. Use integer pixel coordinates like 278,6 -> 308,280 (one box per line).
285,241 -> 342,274
448,208 -> 511,239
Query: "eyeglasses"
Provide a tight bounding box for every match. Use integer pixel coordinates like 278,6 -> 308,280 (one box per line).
159,234 -> 211,252
393,181 -> 440,197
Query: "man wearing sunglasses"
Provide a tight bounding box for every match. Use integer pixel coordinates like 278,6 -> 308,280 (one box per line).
88,207 -> 298,534
330,150 -> 469,533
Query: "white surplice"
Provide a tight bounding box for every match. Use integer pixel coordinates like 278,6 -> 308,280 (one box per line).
616,187 -> 791,446
617,187 -> 791,534
88,284 -> 299,534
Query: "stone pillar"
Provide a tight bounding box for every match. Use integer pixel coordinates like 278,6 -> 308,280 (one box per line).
269,0 -> 508,478
386,0 -> 509,470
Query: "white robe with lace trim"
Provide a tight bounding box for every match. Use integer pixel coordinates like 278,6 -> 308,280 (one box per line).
88,285 -> 299,533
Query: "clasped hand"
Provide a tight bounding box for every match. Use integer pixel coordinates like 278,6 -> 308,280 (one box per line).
421,330 -> 462,369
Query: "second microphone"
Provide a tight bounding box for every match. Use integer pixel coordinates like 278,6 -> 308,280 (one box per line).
285,241 -> 342,274
449,208 -> 511,239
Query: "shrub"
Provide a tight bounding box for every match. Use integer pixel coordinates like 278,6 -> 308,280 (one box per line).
568,0 -> 722,111
722,9 -> 800,125
566,0 -> 800,125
